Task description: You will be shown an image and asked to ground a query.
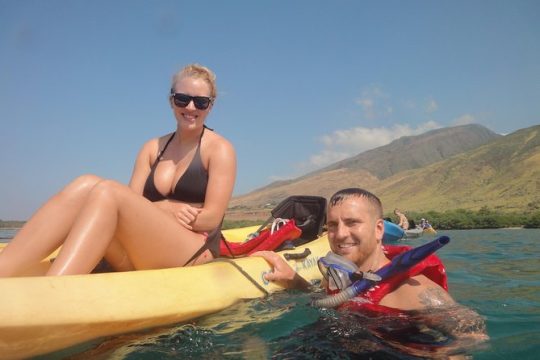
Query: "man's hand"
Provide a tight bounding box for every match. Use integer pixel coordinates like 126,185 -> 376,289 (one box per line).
251,251 -> 311,291
252,251 -> 296,282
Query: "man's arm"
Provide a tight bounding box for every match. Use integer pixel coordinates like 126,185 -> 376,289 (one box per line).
380,274 -> 455,310
381,274 -> 489,343
251,251 -> 312,291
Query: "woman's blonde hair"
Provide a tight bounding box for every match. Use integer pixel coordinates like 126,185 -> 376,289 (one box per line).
171,63 -> 217,98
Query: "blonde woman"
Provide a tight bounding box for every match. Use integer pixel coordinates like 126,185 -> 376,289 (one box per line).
0,64 -> 236,276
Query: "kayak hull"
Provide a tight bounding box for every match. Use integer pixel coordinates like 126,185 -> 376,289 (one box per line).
383,220 -> 405,242
404,227 -> 424,238
423,226 -> 437,235
0,227 -> 329,359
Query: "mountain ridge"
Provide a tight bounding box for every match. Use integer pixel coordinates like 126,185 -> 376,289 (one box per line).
227,124 -> 539,219
308,124 -> 501,180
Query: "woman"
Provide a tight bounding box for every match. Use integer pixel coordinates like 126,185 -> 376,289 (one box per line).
0,64 -> 236,276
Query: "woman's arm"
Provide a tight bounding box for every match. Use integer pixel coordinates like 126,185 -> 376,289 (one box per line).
129,138 -> 158,194
190,136 -> 236,232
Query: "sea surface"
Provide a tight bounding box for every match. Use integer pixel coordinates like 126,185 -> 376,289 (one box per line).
0,228 -> 18,242
1,228 -> 539,359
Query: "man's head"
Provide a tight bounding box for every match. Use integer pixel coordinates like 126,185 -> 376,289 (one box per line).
326,188 -> 385,269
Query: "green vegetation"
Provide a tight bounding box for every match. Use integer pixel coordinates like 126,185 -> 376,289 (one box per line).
4,209 -> 539,231
224,207 -> 540,230
523,211 -> 540,228
387,207 -> 540,229
222,219 -> 263,230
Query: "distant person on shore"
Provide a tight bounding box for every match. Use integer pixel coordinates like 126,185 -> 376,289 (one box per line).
0,64 -> 236,277
394,208 -> 409,230
420,218 -> 433,229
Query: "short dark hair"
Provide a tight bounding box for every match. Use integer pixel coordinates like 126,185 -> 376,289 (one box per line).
329,188 -> 383,219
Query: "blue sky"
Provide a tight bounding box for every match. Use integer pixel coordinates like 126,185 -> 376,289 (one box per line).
1,0 -> 539,220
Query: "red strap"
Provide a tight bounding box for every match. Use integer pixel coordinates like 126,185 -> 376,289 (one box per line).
220,220 -> 302,257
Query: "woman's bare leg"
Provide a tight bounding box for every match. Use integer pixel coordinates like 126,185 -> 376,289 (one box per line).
103,238 -> 136,272
103,237 -> 212,272
0,175 -> 102,276
47,180 -> 211,275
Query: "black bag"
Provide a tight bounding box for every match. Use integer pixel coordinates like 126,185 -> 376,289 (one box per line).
257,195 -> 327,248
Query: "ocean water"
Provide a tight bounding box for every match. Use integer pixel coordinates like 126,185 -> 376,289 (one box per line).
0,228 -> 18,242
2,229 -> 539,359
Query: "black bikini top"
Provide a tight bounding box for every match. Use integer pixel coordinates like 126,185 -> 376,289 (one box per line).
143,128 -> 208,203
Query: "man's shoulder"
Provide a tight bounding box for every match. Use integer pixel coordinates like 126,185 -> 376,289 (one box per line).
380,274 -> 455,310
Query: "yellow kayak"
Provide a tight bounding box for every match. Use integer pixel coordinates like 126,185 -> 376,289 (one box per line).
423,226 -> 437,235
0,226 -> 329,359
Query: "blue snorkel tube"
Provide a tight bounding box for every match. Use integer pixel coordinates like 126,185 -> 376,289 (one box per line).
312,236 -> 450,308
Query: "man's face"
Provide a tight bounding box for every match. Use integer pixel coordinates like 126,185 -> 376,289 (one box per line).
326,196 -> 384,267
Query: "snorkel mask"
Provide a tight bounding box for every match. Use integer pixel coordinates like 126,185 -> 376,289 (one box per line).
317,252 -> 382,291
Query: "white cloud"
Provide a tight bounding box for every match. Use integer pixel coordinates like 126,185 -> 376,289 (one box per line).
355,86 -> 392,120
268,175 -> 293,182
452,114 -> 475,125
273,86 -> 447,179
306,150 -> 350,168
298,121 -> 442,172
425,99 -> 438,113
402,99 -> 416,109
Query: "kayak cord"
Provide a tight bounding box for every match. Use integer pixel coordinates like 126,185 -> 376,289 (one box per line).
220,238 -> 237,259
212,258 -> 270,297
312,236 -> 450,308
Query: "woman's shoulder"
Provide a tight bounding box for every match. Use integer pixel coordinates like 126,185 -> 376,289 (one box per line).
203,129 -> 235,154
144,132 -> 174,147
138,132 -> 175,157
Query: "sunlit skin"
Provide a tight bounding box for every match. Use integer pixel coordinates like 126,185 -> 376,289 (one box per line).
394,208 -> 409,230
0,70 -> 236,277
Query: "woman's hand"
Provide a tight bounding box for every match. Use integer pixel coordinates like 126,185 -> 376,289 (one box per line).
173,203 -> 202,230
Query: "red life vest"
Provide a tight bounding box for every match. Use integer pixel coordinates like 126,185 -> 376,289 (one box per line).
335,245 -> 448,313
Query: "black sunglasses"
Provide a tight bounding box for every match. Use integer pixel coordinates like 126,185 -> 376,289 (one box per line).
171,92 -> 213,110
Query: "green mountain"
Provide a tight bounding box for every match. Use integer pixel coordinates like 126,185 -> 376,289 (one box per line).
228,124 -> 539,217
375,124 -> 540,212
309,124 -> 501,180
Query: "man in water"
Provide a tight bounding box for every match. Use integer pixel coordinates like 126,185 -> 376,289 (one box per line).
255,188 -> 451,309
253,188 -> 487,350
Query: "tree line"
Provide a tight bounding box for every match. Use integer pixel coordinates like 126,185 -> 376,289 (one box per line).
4,208 -> 540,230
389,207 -> 540,230
223,208 -> 540,230
0,220 -> 26,228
